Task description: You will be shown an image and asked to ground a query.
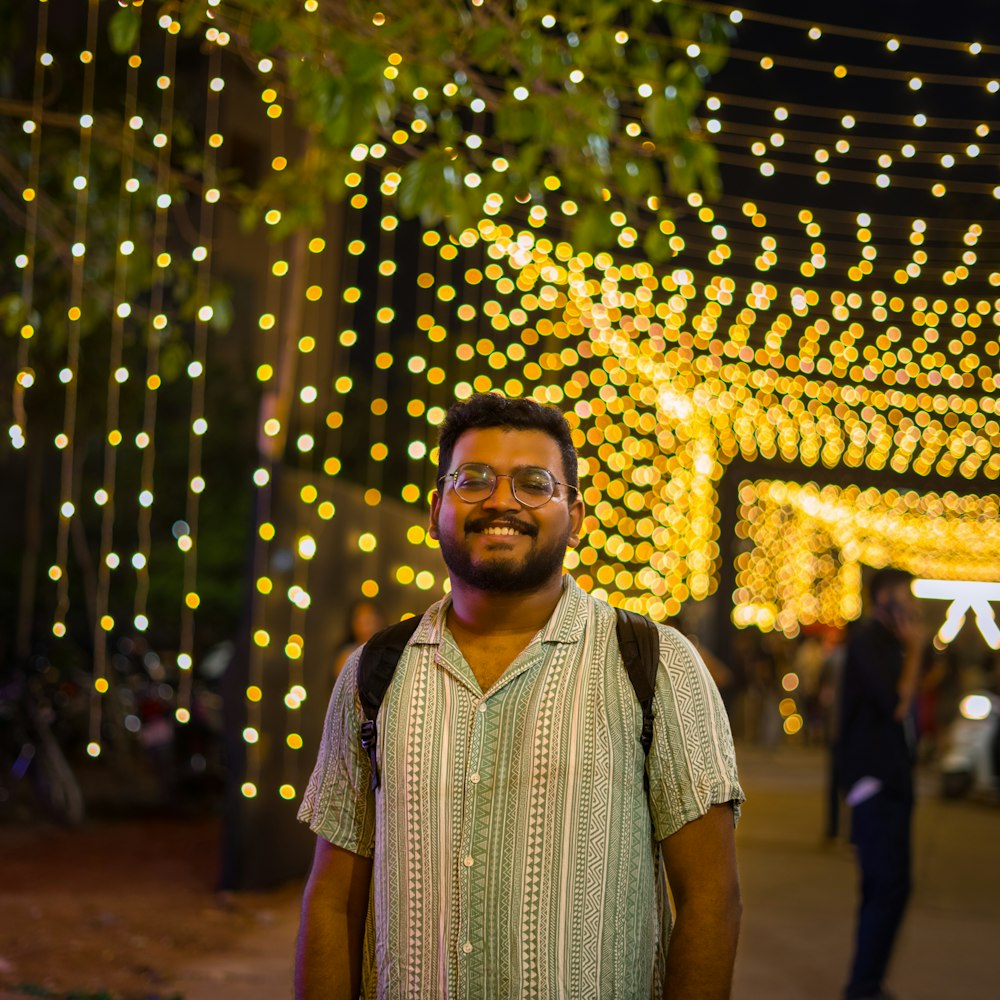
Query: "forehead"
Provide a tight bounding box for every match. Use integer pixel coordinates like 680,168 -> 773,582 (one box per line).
450,427 -> 565,474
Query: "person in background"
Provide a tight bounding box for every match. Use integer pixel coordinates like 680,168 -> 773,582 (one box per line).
835,567 -> 922,1000
295,393 -> 744,999
820,630 -> 847,841
332,600 -> 384,682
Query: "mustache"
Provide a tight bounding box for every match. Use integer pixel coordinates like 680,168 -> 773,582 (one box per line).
465,515 -> 537,538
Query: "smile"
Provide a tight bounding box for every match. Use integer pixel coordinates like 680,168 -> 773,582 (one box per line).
479,526 -> 526,537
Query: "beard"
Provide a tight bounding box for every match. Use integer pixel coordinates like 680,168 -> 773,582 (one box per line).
436,514 -> 570,593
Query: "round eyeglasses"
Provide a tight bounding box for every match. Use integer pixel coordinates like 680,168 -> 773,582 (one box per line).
438,463 -> 576,508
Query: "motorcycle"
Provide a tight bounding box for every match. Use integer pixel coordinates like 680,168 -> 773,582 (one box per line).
939,690 -> 1000,800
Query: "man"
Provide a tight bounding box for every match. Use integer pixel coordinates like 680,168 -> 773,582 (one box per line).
836,567 -> 922,1000
296,393 -> 744,998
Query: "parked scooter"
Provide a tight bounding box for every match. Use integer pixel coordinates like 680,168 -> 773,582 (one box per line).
939,690 -> 1000,799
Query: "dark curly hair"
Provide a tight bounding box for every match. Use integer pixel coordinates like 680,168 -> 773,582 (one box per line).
436,393 -> 579,491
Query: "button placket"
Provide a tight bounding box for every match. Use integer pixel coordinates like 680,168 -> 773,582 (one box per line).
458,690 -> 486,970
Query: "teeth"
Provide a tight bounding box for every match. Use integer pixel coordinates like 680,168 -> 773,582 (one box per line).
482,526 -> 520,536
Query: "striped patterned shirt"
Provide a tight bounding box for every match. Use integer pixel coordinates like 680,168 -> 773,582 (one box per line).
299,576 -> 744,999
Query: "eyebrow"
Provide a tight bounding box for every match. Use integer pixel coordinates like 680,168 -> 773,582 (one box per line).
456,462 -> 554,474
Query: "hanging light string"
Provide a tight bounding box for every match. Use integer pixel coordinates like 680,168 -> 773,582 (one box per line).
403,228 -> 439,505
9,0 -> 50,451
365,177 -> 398,519
175,37 -> 224,724
282,449 -> 318,803
89,24 -> 144,757
711,146 -> 998,197
707,118 -> 996,159
706,91 -> 992,132
52,0 -> 100,646
267,137 -> 322,808
132,13 -> 180,635
425,228 -> 455,457
278,217 -> 331,805
698,3 -> 999,55
647,222 -> 995,282
719,44 -> 999,89
322,183 -> 364,479
243,66 -> 300,802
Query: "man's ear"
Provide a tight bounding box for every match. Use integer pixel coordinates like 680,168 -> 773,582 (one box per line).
428,491 -> 441,539
567,494 -> 585,549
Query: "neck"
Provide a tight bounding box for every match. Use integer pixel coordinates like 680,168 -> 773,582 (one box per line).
447,573 -> 566,636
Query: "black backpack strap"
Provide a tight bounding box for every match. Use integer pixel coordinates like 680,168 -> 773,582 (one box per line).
615,608 -> 659,766
357,615 -> 423,790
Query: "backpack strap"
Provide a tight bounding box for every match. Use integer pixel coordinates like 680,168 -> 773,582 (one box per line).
614,608 -> 659,767
357,615 -> 423,790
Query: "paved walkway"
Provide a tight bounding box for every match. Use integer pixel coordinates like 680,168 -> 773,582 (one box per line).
733,745 -> 999,1000
7,743 -> 995,998
180,745 -> 1000,998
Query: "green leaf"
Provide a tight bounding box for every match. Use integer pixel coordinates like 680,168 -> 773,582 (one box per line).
570,204 -> 617,253
645,95 -> 686,142
688,140 -> 721,200
108,7 -> 141,54
398,158 -> 431,219
249,19 -> 282,53
643,223 -> 674,264
495,102 -> 540,143
344,41 -> 385,84
399,152 -> 452,224
468,25 -> 510,70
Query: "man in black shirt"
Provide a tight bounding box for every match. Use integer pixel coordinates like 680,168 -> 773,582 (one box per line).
836,567 -> 922,1000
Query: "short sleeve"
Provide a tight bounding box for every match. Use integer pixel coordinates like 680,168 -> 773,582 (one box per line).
297,647 -> 377,857
645,627 -> 745,842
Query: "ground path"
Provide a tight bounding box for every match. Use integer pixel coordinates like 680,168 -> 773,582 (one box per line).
2,743 -> 997,998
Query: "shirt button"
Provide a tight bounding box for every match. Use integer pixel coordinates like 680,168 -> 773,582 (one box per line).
478,702 -> 487,714
470,772 -> 480,784
463,854 -> 474,867
462,942 -> 473,954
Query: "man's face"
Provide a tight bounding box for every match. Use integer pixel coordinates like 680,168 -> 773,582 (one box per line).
429,427 -> 584,594
876,581 -> 918,634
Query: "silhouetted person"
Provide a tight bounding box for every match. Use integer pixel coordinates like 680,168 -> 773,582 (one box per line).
835,568 -> 921,1000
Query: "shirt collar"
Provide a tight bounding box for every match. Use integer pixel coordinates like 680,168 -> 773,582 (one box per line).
408,573 -> 587,648
538,575 -> 588,644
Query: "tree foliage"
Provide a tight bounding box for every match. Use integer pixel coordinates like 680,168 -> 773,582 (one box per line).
175,0 -> 729,257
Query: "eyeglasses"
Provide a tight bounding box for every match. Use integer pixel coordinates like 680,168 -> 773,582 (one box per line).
438,463 -> 576,508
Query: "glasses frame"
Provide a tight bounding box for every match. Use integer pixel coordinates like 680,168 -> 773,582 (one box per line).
437,462 -> 577,509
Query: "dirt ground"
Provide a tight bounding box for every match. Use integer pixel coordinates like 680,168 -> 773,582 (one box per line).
0,816 -> 299,999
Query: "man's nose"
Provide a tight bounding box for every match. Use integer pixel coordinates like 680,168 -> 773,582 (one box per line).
482,474 -> 521,509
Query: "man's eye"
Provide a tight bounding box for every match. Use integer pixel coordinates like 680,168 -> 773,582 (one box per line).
517,472 -> 552,493
457,472 -> 492,489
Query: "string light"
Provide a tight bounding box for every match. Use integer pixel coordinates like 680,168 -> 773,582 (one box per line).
175,36 -> 225,724
90,17 -> 145,751
52,0 -> 101,651
735,480 -> 1000,637
133,12 -> 180,635
9,0 -> 50,453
